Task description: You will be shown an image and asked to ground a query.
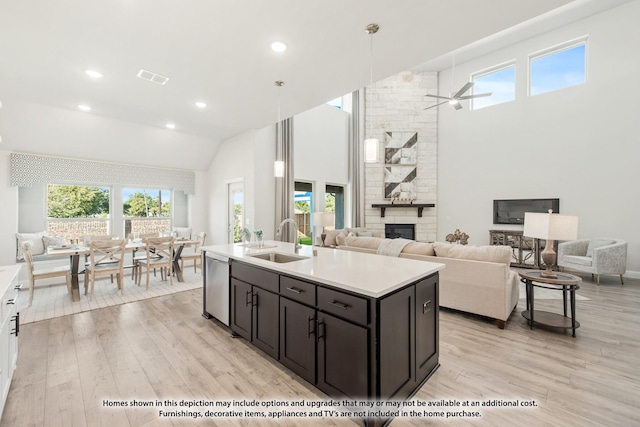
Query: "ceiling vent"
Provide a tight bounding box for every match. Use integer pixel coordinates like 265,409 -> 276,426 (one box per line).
137,69 -> 170,85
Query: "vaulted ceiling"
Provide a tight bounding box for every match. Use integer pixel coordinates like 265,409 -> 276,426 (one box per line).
1,0 -> 623,171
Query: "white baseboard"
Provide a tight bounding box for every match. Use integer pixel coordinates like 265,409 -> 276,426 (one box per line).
624,270 -> 640,279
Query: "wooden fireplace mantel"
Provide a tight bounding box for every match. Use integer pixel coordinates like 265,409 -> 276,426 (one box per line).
371,203 -> 435,218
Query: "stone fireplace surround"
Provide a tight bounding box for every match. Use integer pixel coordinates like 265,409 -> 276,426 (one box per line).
364,71 -> 438,243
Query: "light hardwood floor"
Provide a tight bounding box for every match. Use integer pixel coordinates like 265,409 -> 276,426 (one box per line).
1,271 -> 639,426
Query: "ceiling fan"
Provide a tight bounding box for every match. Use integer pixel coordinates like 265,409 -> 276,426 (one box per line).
424,82 -> 491,111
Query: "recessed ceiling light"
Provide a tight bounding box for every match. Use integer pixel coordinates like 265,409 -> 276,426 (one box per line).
78,104 -> 92,112
166,123 -> 176,130
271,41 -> 287,52
195,101 -> 207,109
85,69 -> 103,79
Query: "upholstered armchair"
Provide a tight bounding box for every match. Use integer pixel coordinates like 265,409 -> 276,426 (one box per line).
558,239 -> 627,285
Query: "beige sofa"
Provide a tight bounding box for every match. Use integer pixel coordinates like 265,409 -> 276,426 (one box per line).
337,236 -> 520,328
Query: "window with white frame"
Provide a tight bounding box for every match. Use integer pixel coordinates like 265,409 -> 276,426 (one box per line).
529,38 -> 587,96
471,62 -> 516,110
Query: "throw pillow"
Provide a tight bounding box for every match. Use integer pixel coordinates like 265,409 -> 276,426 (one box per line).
586,239 -> 616,257
16,231 -> 47,260
172,227 -> 192,239
323,229 -> 345,246
357,231 -> 374,237
43,235 -> 66,250
403,242 -> 435,256
335,231 -> 348,246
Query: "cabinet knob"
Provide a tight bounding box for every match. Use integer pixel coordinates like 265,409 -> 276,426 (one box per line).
14,283 -> 24,290
7,298 -> 17,305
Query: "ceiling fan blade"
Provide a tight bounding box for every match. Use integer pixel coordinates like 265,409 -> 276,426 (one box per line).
458,92 -> 492,100
424,94 -> 452,100
424,101 -> 449,110
452,82 -> 474,98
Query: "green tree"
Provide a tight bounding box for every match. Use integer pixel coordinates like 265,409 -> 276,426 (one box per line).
48,185 -> 110,218
325,193 -> 336,213
295,201 -> 310,213
124,192 -> 170,217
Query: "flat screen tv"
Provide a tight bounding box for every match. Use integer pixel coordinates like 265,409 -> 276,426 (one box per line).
493,198 -> 560,225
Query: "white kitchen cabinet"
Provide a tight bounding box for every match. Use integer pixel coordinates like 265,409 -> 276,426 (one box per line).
0,265 -> 21,420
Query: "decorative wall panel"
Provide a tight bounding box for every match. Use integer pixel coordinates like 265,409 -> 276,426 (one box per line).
384,131 -> 417,165
384,166 -> 417,199
9,153 -> 195,194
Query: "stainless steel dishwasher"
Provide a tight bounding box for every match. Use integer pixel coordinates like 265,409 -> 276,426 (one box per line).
203,251 -> 229,326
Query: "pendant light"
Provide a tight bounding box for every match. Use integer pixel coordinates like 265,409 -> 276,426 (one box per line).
363,23 -> 380,163
274,80 -> 285,177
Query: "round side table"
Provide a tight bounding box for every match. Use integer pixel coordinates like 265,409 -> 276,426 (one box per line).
519,271 -> 582,337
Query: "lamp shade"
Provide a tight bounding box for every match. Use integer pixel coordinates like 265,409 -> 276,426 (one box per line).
364,138 -> 379,163
523,212 -> 578,241
314,212 -> 335,227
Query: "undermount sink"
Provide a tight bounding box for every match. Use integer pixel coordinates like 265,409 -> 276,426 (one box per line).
246,252 -> 309,263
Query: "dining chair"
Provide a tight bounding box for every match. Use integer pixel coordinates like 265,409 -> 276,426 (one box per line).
179,232 -> 207,274
84,238 -> 126,301
130,232 -> 161,279
136,236 -> 174,290
22,241 -> 72,307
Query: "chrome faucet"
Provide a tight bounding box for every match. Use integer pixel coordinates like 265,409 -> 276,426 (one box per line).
276,218 -> 302,250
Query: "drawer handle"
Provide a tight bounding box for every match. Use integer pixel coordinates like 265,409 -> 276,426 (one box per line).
317,320 -> 325,341
14,283 -> 23,290
286,287 -> 302,294
7,298 -> 17,305
422,300 -> 432,314
329,300 -> 350,310
307,316 -> 315,337
245,290 -> 252,306
11,314 -> 19,337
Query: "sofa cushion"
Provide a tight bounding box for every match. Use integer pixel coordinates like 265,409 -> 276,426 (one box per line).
172,227 -> 192,239
323,229 -> 345,246
586,239 -> 615,257
16,231 -> 47,260
433,242 -> 511,265
402,241 -> 435,256
335,231 -> 348,246
563,255 -> 593,267
43,235 -> 66,250
345,236 -> 384,250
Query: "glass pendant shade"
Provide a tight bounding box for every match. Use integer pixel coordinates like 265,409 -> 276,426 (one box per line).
274,160 -> 285,178
364,138 -> 379,163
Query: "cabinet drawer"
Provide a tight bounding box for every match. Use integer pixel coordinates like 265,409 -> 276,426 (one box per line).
318,287 -> 368,325
280,276 -> 316,306
231,262 -> 279,293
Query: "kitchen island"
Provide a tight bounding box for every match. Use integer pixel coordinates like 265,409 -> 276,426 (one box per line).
201,241 -> 444,426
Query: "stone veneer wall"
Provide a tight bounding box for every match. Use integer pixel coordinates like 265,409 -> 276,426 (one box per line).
364,71 -> 438,242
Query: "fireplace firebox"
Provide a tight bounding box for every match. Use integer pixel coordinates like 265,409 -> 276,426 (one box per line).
385,224 -> 415,240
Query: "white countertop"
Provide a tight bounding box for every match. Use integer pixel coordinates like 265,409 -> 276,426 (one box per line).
201,241 -> 444,298
0,265 -> 21,296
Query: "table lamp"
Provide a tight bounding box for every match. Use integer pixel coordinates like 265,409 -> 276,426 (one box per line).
315,212 -> 335,246
523,209 -> 578,278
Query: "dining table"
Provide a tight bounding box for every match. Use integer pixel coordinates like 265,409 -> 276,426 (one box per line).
46,238 -> 199,301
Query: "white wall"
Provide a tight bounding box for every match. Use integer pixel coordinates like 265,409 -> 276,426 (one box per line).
205,103 -> 348,246
294,104 -> 349,238
437,1 -> 640,275
0,151 -> 20,266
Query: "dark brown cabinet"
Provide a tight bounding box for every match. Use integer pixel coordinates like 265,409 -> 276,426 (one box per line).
230,263 -> 279,359
415,275 -> 438,383
317,311 -> 369,399
279,297 -> 316,383
228,259 -> 439,416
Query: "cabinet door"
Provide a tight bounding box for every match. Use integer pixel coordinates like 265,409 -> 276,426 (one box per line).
230,278 -> 252,341
252,287 -> 279,359
415,275 -> 438,382
317,313 -> 369,399
0,314 -> 10,411
379,286 -> 415,399
280,297 -> 316,383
